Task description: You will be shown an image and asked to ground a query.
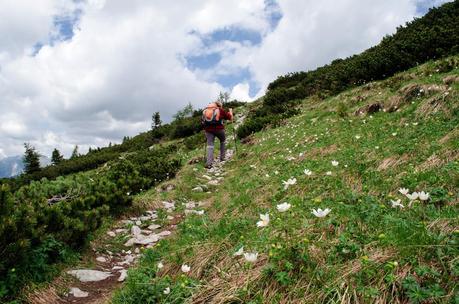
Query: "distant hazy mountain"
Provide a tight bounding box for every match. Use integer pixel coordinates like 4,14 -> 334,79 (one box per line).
0,155 -> 51,178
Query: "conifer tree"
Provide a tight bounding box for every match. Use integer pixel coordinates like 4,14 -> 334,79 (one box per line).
51,148 -> 64,165
23,143 -> 40,174
152,112 -> 162,130
71,145 -> 79,159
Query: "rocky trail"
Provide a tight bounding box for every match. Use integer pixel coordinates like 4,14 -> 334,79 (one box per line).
27,150 -> 234,304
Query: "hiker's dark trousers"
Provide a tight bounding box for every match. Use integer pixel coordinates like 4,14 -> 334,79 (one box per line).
205,129 -> 226,166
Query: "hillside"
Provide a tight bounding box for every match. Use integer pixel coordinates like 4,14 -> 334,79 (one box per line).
105,56 -> 459,303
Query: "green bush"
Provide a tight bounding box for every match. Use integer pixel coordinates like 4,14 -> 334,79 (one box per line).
0,146 -> 182,302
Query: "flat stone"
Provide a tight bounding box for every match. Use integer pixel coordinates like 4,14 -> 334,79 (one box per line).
67,270 -> 112,282
167,215 -> 174,220
131,225 -> 141,237
118,269 -> 128,282
139,216 -> 151,221
192,186 -> 203,192
202,175 -> 212,180
115,228 -> 128,234
96,256 -> 107,263
157,230 -> 172,237
135,220 -> 142,226
69,287 -> 88,298
162,201 -> 175,209
107,231 -> 116,237
208,180 -> 219,186
148,224 -> 161,230
112,266 -> 124,270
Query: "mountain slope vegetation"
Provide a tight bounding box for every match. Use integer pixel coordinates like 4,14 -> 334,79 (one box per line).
113,55 -> 458,303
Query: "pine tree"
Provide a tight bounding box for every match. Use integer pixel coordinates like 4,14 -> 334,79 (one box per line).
152,112 -> 162,130
51,148 -> 64,165
71,145 -> 79,159
23,143 -> 41,174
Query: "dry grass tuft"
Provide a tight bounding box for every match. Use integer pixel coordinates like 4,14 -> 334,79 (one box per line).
190,256 -> 267,304
439,127 -> 459,145
416,150 -> 459,172
427,218 -> 459,235
377,154 -> 409,171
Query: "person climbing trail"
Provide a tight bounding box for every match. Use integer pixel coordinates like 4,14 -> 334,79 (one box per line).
201,101 -> 233,169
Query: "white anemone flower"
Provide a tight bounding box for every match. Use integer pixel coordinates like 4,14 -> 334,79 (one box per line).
304,169 -> 312,176
256,213 -> 270,227
390,199 -> 404,209
163,287 -> 170,295
406,192 -> 419,201
276,202 -> 291,212
331,160 -> 339,166
181,264 -> 191,273
355,135 -> 361,139
418,191 -> 430,201
282,178 -> 297,190
234,247 -> 244,256
157,262 -> 164,269
398,188 -> 409,195
312,208 -> 331,218
243,252 -> 258,263
326,171 -> 332,176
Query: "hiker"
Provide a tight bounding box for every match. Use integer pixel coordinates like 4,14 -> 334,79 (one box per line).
202,101 -> 233,169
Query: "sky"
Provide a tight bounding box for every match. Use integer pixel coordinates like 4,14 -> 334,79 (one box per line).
0,0 -> 451,159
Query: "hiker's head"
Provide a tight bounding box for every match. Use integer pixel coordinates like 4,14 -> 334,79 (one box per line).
215,101 -> 223,108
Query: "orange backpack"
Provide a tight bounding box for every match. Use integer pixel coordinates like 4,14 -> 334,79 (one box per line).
201,103 -> 223,126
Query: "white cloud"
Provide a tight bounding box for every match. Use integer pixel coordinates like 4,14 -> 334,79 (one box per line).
231,83 -> 252,101
0,0 -> 449,158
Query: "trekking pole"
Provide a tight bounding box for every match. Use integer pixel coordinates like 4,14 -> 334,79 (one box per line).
232,112 -> 238,155
203,131 -> 207,165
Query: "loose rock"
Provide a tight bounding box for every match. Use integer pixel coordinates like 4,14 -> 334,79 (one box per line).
67,270 -> 112,282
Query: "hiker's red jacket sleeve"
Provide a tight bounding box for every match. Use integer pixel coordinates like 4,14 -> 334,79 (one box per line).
221,109 -> 233,120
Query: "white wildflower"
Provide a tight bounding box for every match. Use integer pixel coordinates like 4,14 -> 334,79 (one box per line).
243,252 -> 258,263
304,169 -> 312,176
390,199 -> 404,209
406,192 -> 419,201
181,264 -> 191,273
311,208 -> 331,218
399,188 -> 409,195
157,262 -> 164,269
163,287 -> 170,295
282,178 -> 297,190
276,202 -> 291,212
234,247 -> 244,256
256,213 -> 270,227
418,191 -> 429,201
331,160 -> 339,166
326,171 -> 332,176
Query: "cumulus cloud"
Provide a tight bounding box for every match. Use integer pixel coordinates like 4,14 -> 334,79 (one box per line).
0,0 -> 449,158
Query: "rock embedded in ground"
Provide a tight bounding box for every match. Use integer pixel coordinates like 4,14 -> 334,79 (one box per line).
192,186 -> 204,192
69,287 -> 89,298
107,231 -> 116,237
157,230 -> 171,237
96,256 -> 107,263
131,225 -> 141,237
118,269 -> 128,282
135,220 -> 142,226
67,270 -> 112,282
208,180 -> 219,186
148,224 -> 161,230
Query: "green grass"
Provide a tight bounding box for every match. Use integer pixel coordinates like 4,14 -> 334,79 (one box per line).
113,57 -> 459,304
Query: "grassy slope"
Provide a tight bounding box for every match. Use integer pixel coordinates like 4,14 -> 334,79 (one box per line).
113,57 -> 459,304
